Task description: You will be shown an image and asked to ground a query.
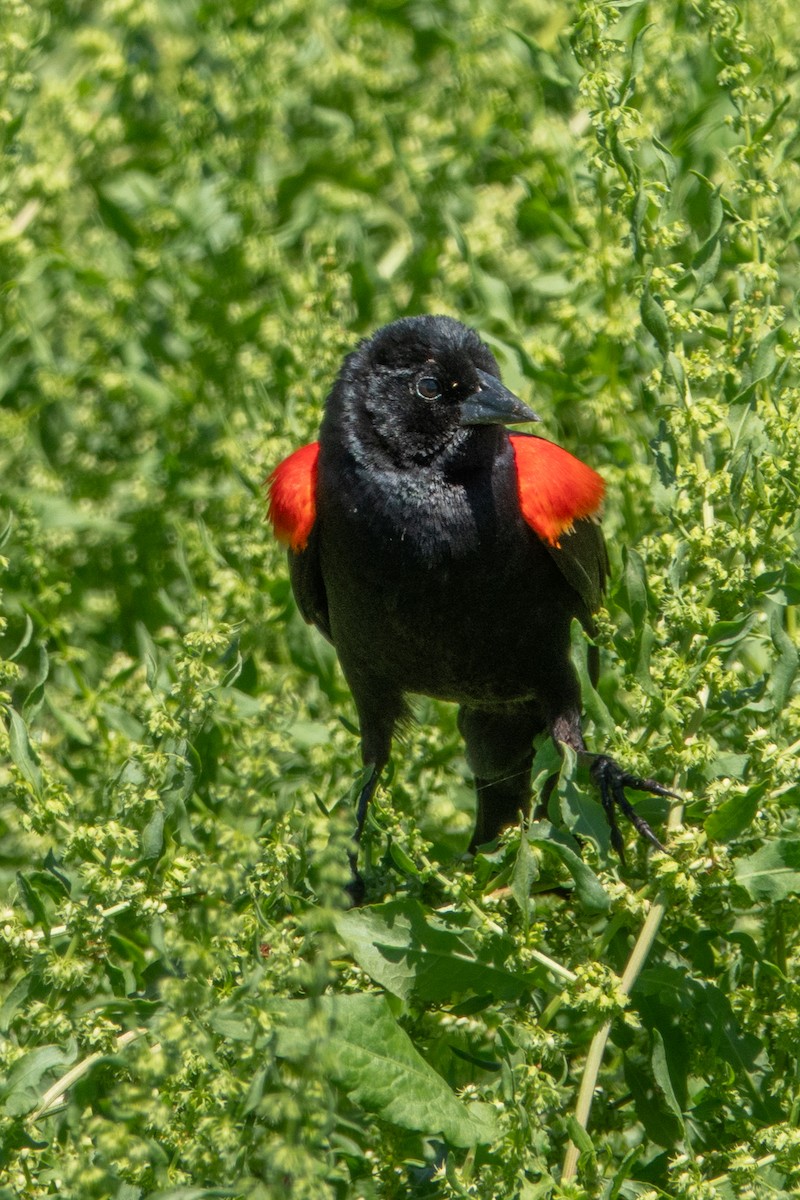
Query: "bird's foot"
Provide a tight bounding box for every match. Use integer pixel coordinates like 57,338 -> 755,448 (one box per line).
590,755 -> 679,861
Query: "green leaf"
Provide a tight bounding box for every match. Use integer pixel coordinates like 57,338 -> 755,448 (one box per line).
755,563 -> 800,605
527,822 -> 611,912
640,285 -> 671,354
289,720 -> 330,747
735,840 -> 800,901
624,1054 -> 684,1148
23,644 -> 49,722
704,792 -> 758,842
692,234 -> 721,297
16,871 -> 50,932
7,709 -> 43,799
46,697 -> 94,746
652,135 -> 676,184
565,1115 -> 595,1157
623,546 -> 649,628
266,993 -> 499,1146
733,328 -> 780,402
143,1190 -> 239,1200
141,806 -> 165,861
769,606 -> 798,712
707,614 -> 756,647
511,823 -> 538,925
0,975 -> 33,1032
630,187 -> 648,259
650,418 -> 677,486
666,351 -> 687,400
651,1029 -> 685,1133
1,1042 -> 78,1118
388,842 -> 421,876
9,612 -> 33,661
335,900 -> 529,1002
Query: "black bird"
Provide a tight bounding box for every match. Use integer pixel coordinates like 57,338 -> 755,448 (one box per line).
268,315 -> 675,889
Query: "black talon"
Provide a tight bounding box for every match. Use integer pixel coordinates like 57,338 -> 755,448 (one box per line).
590,755 -> 675,856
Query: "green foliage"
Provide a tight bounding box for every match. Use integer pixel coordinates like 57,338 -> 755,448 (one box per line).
1,0 -> 799,1196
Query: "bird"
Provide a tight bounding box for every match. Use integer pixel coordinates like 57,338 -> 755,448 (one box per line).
267,315 -> 675,895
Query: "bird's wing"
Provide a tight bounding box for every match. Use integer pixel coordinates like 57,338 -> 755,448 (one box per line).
266,441 -> 332,640
543,515 -> 609,617
510,433 -> 609,616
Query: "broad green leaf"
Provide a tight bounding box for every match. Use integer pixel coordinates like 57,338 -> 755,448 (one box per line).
15,871 -> 49,931
705,792 -> 758,842
735,840 -> 800,901
650,418 -> 677,486
335,900 -> 529,1002
144,1190 -> 239,1200
666,351 -> 687,400
1,1042 -> 78,1118
624,1054 -> 683,1148
266,994 -> 499,1147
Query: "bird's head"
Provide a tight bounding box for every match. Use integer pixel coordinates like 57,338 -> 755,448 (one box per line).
326,315 -> 538,470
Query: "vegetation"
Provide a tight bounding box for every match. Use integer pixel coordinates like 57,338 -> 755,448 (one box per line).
2,0 -> 799,1196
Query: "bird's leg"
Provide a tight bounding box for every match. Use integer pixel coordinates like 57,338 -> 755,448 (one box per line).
550,709 -> 677,860
346,763 -> 381,905
354,763 -> 380,844
458,702 -> 543,851
345,688 -> 402,903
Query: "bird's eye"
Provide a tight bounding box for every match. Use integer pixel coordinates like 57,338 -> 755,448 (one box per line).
416,375 -> 442,400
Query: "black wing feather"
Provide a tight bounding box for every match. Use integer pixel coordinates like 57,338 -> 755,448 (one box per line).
288,525 -> 332,642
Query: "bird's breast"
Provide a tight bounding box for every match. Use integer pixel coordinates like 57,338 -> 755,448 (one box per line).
316,451 -> 576,702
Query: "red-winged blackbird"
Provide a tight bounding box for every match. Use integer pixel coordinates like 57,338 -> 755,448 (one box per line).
268,315 -> 675,890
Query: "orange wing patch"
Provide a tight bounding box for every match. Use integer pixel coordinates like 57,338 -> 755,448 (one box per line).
510,435 -> 605,548
266,441 -> 320,552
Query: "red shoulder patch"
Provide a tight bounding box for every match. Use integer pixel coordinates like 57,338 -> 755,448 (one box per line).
510,435 -> 605,548
266,441 -> 319,552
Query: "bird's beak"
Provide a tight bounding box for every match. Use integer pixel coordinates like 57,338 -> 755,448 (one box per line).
459,369 -> 540,427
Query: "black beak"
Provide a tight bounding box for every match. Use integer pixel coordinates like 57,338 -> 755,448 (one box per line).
459,369 -> 540,427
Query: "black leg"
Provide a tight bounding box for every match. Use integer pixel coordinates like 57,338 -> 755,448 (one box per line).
346,764 -> 381,904
344,683 -> 404,904
458,701 -> 544,850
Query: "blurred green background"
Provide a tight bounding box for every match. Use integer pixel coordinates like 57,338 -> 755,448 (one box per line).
2,0 -> 800,1197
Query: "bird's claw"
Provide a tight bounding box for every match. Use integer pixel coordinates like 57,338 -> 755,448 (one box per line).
590,755 -> 677,861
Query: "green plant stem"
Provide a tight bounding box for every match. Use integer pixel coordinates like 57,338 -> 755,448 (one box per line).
423,856 -> 577,983
708,1153 -> 776,1187
28,1029 -> 147,1124
561,802 -> 684,1184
